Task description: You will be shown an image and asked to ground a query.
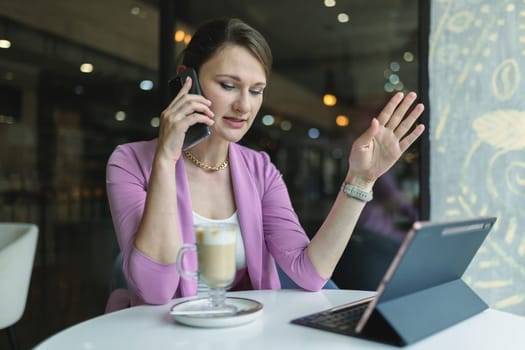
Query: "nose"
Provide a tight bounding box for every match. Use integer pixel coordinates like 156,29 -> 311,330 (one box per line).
233,91 -> 250,114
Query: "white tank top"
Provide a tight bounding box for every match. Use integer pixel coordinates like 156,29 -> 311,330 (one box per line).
192,211 -> 247,294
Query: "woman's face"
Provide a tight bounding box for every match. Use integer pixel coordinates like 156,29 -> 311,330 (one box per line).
198,44 -> 267,143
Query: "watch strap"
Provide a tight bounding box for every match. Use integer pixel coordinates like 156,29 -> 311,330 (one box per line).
341,182 -> 373,202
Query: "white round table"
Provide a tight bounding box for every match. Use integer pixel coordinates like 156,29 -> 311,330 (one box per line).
34,289 -> 525,350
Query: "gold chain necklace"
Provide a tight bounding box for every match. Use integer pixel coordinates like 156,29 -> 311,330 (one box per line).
183,150 -> 229,171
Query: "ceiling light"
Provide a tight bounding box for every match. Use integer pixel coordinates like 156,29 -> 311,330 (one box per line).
389,74 -> 400,84
150,117 -> 160,128
336,115 -> 349,127
115,111 -> 126,121
390,62 -> 400,72
0,39 -> 11,49
184,34 -> 192,45
174,30 -> 185,42
80,63 -> 94,73
140,80 -> 154,91
323,69 -> 337,106
324,0 -> 336,7
403,51 -> 414,62
130,6 -> 141,16
323,93 -> 337,107
262,114 -> 275,126
280,120 -> 292,131
337,13 -> 349,23
308,128 -> 320,139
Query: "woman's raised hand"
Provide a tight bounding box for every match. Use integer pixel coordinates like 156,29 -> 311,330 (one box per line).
347,92 -> 425,185
156,77 -> 215,162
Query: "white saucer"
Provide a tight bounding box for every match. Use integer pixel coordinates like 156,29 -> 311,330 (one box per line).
169,297 -> 263,328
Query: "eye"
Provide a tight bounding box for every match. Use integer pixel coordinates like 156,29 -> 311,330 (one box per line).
220,82 -> 235,91
249,88 -> 264,96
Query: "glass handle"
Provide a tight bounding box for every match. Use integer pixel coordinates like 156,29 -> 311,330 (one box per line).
176,244 -> 198,280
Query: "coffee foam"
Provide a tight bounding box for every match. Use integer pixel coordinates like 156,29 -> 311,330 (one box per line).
195,225 -> 236,245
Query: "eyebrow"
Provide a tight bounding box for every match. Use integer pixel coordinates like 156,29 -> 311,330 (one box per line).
216,74 -> 266,87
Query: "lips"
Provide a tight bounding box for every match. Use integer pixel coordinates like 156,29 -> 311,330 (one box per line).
223,116 -> 247,129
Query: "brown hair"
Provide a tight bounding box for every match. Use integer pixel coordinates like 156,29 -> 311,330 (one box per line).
181,18 -> 272,78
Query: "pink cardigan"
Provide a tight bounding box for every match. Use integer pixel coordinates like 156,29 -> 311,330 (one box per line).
106,139 -> 326,308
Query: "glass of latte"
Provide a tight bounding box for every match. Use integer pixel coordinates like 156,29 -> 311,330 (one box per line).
177,223 -> 237,313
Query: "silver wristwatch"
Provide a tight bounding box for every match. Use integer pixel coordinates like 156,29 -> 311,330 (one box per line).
341,182 -> 373,202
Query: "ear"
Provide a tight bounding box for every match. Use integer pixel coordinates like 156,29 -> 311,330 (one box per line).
177,65 -> 187,74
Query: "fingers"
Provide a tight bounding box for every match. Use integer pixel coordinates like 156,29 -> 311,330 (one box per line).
376,92 -> 405,125
393,102 -> 424,139
377,91 -> 425,140
181,99 -> 214,119
161,100 -> 215,129
384,92 -> 418,130
399,124 -> 425,153
168,77 -> 210,108
163,77 -> 214,122
166,77 -> 192,109
158,81 -> 215,153
155,78 -> 215,159
378,91 -> 420,125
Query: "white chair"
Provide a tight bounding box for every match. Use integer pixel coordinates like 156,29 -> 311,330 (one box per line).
0,223 -> 39,350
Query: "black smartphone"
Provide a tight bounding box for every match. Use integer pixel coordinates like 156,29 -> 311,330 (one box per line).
168,67 -> 211,150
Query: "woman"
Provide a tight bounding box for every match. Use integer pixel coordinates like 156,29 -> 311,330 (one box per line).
105,18 -> 425,311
